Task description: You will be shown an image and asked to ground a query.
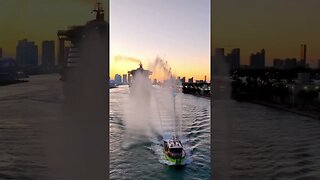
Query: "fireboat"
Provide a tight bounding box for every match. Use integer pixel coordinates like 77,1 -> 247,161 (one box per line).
163,135 -> 186,165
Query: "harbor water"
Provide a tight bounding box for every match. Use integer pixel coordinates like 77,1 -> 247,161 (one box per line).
2,75 -> 320,179
214,99 -> 320,179
109,85 -> 211,180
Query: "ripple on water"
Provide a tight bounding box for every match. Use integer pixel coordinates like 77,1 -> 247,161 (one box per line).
218,100 -> 320,179
110,87 -> 211,180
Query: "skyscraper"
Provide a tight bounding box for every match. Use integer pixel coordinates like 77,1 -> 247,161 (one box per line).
250,49 -> 265,69
273,58 -> 284,69
0,48 -> 2,58
215,48 -> 225,57
273,58 -> 297,69
123,74 -> 128,84
16,39 -> 38,68
181,77 -> 186,83
42,40 -> 55,68
115,74 -> 121,84
226,48 -> 240,70
213,48 -> 229,76
300,44 -> 307,67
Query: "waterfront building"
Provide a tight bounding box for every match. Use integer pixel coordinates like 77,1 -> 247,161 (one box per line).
115,74 -> 122,84
0,58 -> 21,81
213,48 -> 226,75
215,48 -> 225,57
300,44 -> 307,68
41,40 -> 55,68
123,74 -> 128,84
226,48 -> 240,70
250,49 -> 265,69
181,77 -> 186,83
16,39 -> 38,68
273,58 -> 297,69
273,58 -> 284,69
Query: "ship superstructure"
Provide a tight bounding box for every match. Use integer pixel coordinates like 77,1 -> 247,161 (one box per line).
127,63 -> 152,86
57,2 -> 108,81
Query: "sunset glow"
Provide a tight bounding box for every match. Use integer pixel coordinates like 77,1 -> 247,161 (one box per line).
110,0 -> 210,81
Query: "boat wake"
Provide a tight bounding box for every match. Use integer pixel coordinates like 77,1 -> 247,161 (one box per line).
122,58 -> 193,166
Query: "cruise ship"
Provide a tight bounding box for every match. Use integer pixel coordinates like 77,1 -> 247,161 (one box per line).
127,63 -> 152,87
57,2 -> 108,81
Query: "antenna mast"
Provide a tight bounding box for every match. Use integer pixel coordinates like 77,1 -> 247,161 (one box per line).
93,1 -> 104,21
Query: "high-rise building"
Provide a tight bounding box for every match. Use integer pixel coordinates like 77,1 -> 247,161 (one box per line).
213,48 -> 229,76
273,58 -> 297,69
215,48 -> 225,57
300,44 -> 307,67
250,49 -> 265,69
188,77 -> 193,83
181,77 -> 186,83
284,58 -> 297,69
123,74 -> 128,84
273,58 -> 284,69
42,40 -> 55,68
196,80 -> 204,83
16,39 -> 38,67
115,74 -> 121,84
0,48 -> 2,58
226,48 -> 240,70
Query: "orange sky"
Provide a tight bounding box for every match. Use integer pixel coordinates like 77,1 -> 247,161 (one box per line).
110,0 -> 210,81
213,0 -> 320,67
0,0 -> 209,81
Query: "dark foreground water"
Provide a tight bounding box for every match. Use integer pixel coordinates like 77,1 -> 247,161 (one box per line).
214,100 -> 320,179
110,86 -> 211,180
2,75 -> 320,179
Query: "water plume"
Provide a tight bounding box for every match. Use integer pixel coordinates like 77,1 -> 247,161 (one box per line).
121,57 -> 186,154
116,56 -> 193,165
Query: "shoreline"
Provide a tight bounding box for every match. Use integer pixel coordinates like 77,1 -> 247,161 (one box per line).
244,99 -> 320,120
183,93 -> 211,100
0,80 -> 29,86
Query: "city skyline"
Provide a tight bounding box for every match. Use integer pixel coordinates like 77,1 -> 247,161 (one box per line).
0,0 -> 108,58
213,0 -> 320,67
1,38 -> 56,65
2,0 -> 320,71
110,72 -> 205,84
214,45 -> 318,69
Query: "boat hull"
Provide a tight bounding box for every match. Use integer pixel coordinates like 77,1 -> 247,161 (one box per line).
164,153 -> 184,165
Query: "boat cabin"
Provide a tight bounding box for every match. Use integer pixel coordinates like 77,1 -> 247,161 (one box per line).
164,137 -> 184,158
